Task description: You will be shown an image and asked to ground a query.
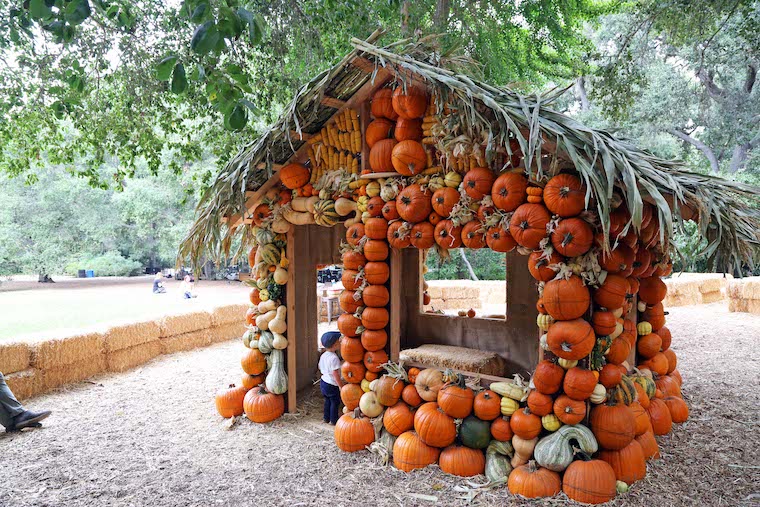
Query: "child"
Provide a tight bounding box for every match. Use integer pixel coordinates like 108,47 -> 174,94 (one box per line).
318,331 -> 344,425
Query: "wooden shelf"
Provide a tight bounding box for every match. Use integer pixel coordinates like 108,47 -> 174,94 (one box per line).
362,172 -> 399,179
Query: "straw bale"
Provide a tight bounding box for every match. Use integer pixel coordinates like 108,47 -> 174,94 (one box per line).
4,369 -> 44,400
441,285 -> 478,300
426,285 -> 443,300
0,341 -> 31,374
160,329 -> 212,355
158,311 -> 212,338
209,322 -> 247,344
727,279 -> 744,300
701,291 -> 723,304
698,278 -> 723,294
106,341 -> 162,373
102,321 -> 160,353
728,297 -> 747,313
43,355 -> 107,390
30,331 -> 104,370
400,344 -> 507,377
210,304 -> 249,326
433,298 -> 481,310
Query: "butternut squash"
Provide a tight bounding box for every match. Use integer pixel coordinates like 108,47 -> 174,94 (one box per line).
291,197 -> 310,212
272,332 -> 288,350
257,300 -> 277,313
255,310 -> 277,331
269,306 -> 287,334
282,208 -> 315,225
334,197 -> 358,216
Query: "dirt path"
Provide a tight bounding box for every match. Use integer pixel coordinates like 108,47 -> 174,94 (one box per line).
2,303 -> 758,507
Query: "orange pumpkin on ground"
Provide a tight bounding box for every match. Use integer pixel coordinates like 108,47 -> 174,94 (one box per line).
439,445 -> 486,477
393,431 -> 440,472
215,384 -> 248,418
334,408 -> 374,452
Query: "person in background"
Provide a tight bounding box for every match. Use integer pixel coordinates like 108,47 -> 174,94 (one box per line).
152,272 -> 166,294
179,275 -> 197,299
318,331 -> 343,425
0,372 -> 51,432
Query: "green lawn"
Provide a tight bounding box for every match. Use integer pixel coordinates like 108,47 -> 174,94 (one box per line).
1,278 -> 249,341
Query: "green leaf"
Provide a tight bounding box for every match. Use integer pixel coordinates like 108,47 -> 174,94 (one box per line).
190,21 -> 220,55
171,63 -> 187,94
225,103 -> 247,131
237,8 -> 265,45
190,3 -> 208,23
189,63 -> 206,82
29,0 -> 53,20
64,0 -> 92,26
217,6 -> 242,38
155,55 -> 178,81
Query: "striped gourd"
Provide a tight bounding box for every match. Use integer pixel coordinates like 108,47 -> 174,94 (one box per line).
633,376 -> 656,399
259,244 -> 281,266
314,199 -> 339,227
613,375 -> 637,405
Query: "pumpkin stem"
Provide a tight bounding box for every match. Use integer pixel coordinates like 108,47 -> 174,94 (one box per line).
561,342 -> 573,352
527,460 -> 538,473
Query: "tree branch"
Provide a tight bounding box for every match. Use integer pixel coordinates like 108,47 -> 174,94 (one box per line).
745,63 -> 757,94
667,128 -> 720,173
695,69 -> 726,99
575,77 -> 590,111
458,249 -> 478,281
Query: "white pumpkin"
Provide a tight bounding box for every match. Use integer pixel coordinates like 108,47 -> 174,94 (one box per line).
359,391 -> 383,418
273,267 -> 288,285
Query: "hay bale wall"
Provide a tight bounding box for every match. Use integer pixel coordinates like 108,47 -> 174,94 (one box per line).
664,273 -> 730,307
728,276 -> 760,314
9,303 -> 247,400
424,280 -> 506,313
0,341 -> 31,374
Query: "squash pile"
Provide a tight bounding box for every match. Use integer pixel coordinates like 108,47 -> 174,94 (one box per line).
216,80 -> 688,503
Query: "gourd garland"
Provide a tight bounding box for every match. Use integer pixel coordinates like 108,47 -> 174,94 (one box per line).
214,81 -> 690,505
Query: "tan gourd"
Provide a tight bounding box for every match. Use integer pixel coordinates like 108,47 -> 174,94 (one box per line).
305,196 -> 320,213
258,300 -> 277,313
271,217 -> 290,234
511,434 -> 538,467
269,306 -> 287,334
282,208 -> 315,225
255,310 -> 277,331
291,197 -> 310,212
334,198 -> 358,216
273,267 -> 288,285
272,332 -> 288,350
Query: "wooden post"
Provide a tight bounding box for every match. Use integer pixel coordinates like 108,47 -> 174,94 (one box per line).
359,100 -> 371,174
626,295 -> 638,366
389,248 -> 402,361
286,225 -> 297,413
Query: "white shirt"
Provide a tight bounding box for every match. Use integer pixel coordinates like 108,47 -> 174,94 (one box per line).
319,351 -> 341,386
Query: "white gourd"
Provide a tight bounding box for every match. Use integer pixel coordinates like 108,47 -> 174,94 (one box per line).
273,267 -> 288,285
269,306 -> 287,334
272,332 -> 288,350
257,331 -> 274,354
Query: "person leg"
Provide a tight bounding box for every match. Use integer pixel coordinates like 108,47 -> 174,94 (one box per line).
328,393 -> 340,425
0,372 -> 24,429
320,380 -> 331,423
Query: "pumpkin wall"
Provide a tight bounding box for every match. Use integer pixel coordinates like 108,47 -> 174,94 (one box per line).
215,79 -> 687,504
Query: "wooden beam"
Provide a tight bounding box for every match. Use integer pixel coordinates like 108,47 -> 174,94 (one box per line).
286,225 -> 297,413
255,162 -> 283,170
228,173 -> 281,229
321,96 -> 346,109
389,248 -> 402,362
359,98 -> 371,175
349,56 -> 394,80
404,361 -> 513,388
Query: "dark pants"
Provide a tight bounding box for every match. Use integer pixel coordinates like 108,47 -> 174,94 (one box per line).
320,379 -> 340,424
0,372 -> 24,429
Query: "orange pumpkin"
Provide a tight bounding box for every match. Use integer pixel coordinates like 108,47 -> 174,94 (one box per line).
491,172 -> 528,212
394,117 -> 423,141
365,118 -> 395,148
543,173 -> 586,217
370,87 -> 398,120
485,226 -> 517,252
509,203 -> 551,249
461,221 -> 486,249
381,200 -> 399,221
369,138 -> 397,172
396,184 -> 432,223
364,239 -> 389,261
392,83 -> 428,119
593,274 -> 629,310
473,390 -> 502,421
551,217 -> 593,257
527,390 -> 554,416
392,140 -> 427,176
542,275 -> 590,320
462,167 -> 496,200
431,187 -> 460,217
434,220 -> 463,249
546,318 -> 595,360
384,402 -> 415,435
410,221 -> 435,249
361,329 -> 388,352
280,163 -> 310,189
527,250 -> 563,282
553,394 -> 586,425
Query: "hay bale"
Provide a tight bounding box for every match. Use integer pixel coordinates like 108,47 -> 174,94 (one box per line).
30,331 -> 104,370
102,321 -> 160,353
210,304 -> 249,326
441,285 -> 479,301
42,355 -> 107,390
106,341 -> 162,373
5,369 -> 44,400
701,291 -> 723,304
426,285 -> 443,300
400,344 -> 507,377
160,329 -> 212,355
158,311 -> 212,338
0,341 -> 31,374
434,298 -> 482,310
209,322 -> 247,344
698,278 -> 723,294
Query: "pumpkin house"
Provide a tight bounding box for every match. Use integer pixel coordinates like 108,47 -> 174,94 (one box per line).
185,34 -> 759,500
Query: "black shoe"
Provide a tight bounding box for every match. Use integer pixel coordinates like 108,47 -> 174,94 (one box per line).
13,410 -> 52,430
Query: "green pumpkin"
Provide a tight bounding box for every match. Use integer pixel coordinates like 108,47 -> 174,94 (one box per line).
633,375 -> 656,399
313,199 -> 339,227
460,416 -> 491,449
254,227 -> 275,245
613,375 -> 637,405
259,244 -> 280,266
533,424 -> 598,472
485,440 -> 513,483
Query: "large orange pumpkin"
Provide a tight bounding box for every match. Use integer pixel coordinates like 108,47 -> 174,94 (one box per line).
543,173 -> 586,217
434,220 -> 463,249
334,408 -> 375,452
593,274 -> 629,310
509,203 -> 551,249
542,275 -> 590,320
243,385 -> 285,423
639,276 -> 667,304
414,402 -> 456,447
369,138 -> 397,172
439,445 -> 486,477
393,431 -> 440,472
361,329 -> 388,351
485,226 -> 517,252
431,187 -> 460,217
365,118 -> 395,148
362,284 -> 389,307
590,403 -> 635,450
551,217 -> 593,257
384,402 -> 415,435
392,140 -> 427,176
394,118 -> 423,141
491,172 -> 528,212
392,83 -> 428,119
463,167 -> 496,200
410,221 -> 435,249
396,184 -> 432,223
546,318 -> 595,360
371,87 -> 398,120
280,163 -> 310,189
597,439 -> 646,485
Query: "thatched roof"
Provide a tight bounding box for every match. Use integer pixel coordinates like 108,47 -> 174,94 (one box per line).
180,34 -> 760,273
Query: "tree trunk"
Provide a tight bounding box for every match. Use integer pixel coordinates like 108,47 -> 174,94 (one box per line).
728,143 -> 749,173
434,0 -> 451,30
458,249 -> 479,281
666,128 -> 721,173
575,77 -> 590,111
400,1 -> 411,36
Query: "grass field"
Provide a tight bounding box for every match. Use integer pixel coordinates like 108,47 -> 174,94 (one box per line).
0,277 -> 249,341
